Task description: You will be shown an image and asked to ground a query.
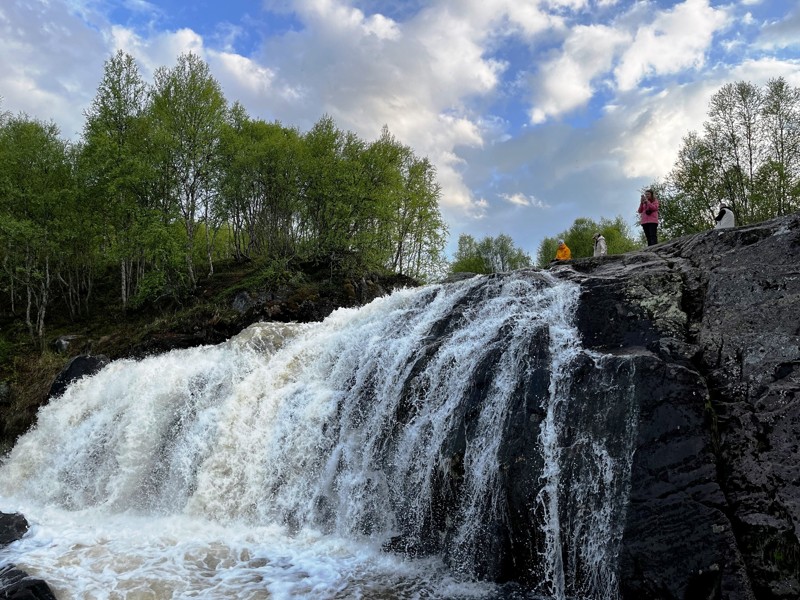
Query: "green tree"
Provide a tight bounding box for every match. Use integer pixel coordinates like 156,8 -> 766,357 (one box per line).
704,81 -> 763,222
759,78 -> 800,218
151,52 -> 228,285
450,233 -> 531,274
365,127 -> 447,279
82,50 -> 157,307
297,117 -> 448,278
298,115 -> 346,266
658,134 -> 721,238
0,116 -> 73,341
391,154 -> 447,280
660,77 -> 800,237
55,142 -> 105,320
450,234 -> 489,274
218,104 -> 303,262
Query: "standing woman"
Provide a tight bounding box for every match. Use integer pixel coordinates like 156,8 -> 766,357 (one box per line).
638,189 -> 659,246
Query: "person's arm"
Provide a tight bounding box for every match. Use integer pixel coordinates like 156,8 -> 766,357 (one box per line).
714,208 -> 724,222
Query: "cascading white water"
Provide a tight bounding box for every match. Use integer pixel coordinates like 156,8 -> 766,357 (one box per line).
0,272 -> 639,600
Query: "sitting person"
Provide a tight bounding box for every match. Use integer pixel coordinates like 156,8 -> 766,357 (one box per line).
554,239 -> 571,261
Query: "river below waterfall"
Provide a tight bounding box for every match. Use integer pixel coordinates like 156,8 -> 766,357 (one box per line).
1,272 -> 637,600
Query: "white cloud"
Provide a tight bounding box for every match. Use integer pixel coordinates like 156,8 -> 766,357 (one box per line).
0,1 -> 108,137
211,52 -> 278,97
530,24 -> 629,123
503,1 -> 564,38
501,192 -> 550,208
110,26 -> 206,80
756,8 -> 800,50
607,84 -> 716,178
614,0 -> 730,91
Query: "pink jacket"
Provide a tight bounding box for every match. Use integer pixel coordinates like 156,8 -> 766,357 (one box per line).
638,197 -> 659,225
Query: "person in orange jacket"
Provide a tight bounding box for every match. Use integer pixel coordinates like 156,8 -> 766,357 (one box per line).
554,239 -> 571,261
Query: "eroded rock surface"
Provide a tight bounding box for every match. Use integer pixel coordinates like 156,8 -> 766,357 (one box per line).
565,212 -> 800,599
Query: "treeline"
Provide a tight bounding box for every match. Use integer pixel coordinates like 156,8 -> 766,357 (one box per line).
659,77 -> 800,237
535,216 -> 639,266
0,51 -> 447,341
450,234 -> 533,274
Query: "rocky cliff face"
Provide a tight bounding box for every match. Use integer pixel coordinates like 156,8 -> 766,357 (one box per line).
562,212 -> 800,599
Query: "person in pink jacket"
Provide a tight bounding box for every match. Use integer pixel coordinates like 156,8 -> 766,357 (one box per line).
638,189 -> 659,246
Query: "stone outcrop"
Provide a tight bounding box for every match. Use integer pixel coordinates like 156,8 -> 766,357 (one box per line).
47,354 -> 109,400
560,212 -> 800,599
398,215 -> 798,599
0,512 -> 28,546
0,564 -> 58,600
0,513 -> 57,600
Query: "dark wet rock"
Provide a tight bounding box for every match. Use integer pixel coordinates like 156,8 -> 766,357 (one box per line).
0,515 -> 56,600
0,512 -> 28,546
358,215 -> 799,599
52,334 -> 80,354
397,214 -> 799,598
47,354 -> 109,400
231,290 -> 255,314
562,212 -> 800,599
0,564 -> 58,600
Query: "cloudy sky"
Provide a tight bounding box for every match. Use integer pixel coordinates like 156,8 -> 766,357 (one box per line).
1,0 -> 799,258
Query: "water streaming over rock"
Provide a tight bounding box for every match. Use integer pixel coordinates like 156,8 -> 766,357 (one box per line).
1,272 -> 640,599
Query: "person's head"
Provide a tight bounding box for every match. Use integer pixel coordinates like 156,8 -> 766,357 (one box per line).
593,232 -> 601,240
558,239 -> 565,246
645,189 -> 654,199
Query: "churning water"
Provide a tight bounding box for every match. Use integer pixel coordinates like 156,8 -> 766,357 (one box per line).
0,272 -> 639,599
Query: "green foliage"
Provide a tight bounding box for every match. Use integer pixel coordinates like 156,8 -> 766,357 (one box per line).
536,216 -> 638,267
450,233 -> 532,274
151,51 -> 229,285
0,52 -> 449,342
659,77 -> 800,238
451,234 -> 490,273
0,115 -> 77,339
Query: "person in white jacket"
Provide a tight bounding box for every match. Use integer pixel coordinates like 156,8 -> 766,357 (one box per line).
593,232 -> 607,256
714,204 -> 736,229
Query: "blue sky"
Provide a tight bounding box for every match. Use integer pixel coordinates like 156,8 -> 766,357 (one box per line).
1,0 -> 799,259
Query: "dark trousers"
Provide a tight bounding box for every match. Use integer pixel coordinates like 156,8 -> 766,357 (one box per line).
642,223 -> 658,246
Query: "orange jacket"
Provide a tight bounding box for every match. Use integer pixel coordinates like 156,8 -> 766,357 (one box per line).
555,243 -> 571,261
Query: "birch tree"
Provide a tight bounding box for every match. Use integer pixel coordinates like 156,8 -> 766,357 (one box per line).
151,52 -> 227,285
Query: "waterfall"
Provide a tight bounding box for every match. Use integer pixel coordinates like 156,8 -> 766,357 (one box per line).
0,272 -> 639,599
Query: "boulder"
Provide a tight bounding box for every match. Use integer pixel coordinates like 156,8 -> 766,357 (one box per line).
47,354 -> 109,400
0,564 -> 57,600
0,512 -> 28,547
